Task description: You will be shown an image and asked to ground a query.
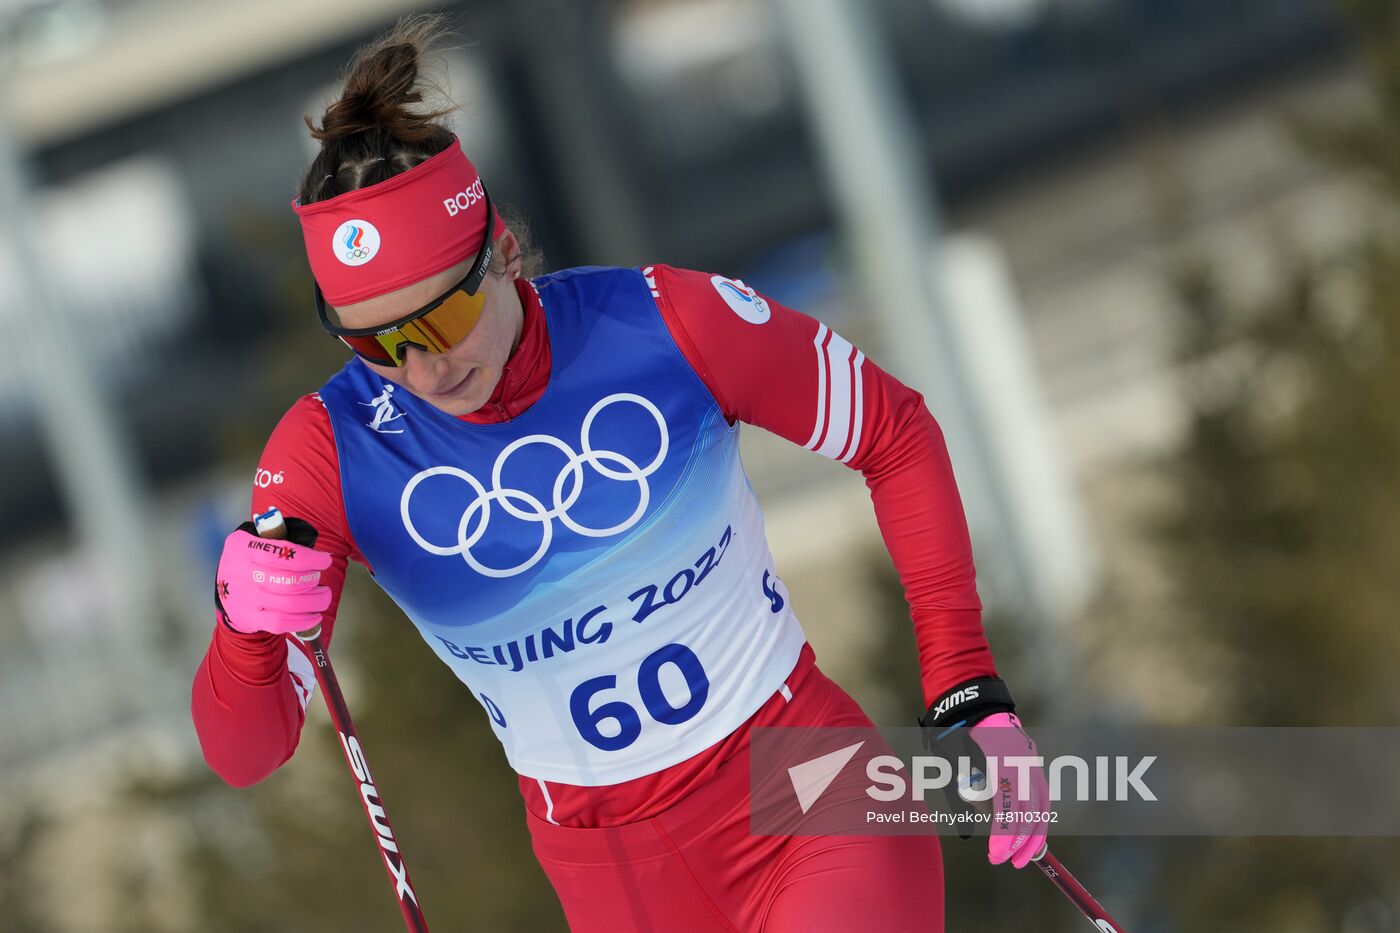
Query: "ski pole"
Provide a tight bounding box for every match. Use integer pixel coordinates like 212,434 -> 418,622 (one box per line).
940,749 -> 1129,931
254,507 -> 431,932
1033,846 -> 1127,932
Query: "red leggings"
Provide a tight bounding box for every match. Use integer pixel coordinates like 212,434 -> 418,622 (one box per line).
527,667 -> 944,932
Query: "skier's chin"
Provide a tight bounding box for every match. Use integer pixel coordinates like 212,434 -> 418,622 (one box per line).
425,367 -> 495,416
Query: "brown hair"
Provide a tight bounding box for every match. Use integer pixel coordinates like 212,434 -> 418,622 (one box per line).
300,14 -> 542,277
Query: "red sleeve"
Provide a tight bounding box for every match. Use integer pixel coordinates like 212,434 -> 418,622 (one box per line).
190,393 -> 364,787
647,265 -> 995,709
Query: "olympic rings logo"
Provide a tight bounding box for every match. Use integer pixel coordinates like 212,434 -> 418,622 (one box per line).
332,219 -> 380,267
400,393 -> 669,578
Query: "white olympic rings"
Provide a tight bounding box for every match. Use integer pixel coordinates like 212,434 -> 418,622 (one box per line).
400,393 -> 669,578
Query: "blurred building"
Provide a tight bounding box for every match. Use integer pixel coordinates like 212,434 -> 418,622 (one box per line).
0,0 -> 1354,789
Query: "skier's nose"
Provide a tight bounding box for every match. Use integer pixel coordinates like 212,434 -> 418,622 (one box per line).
402,346 -> 457,394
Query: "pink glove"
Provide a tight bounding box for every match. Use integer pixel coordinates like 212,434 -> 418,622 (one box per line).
968,711 -> 1051,869
215,521 -> 333,636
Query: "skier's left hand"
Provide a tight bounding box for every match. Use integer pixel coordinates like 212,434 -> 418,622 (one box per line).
920,677 -> 1050,869
967,710 -> 1050,868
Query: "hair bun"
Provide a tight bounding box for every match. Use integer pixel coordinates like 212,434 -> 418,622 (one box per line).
307,16 -> 454,145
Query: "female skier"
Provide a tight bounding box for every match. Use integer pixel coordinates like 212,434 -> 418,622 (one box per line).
192,18 -> 1048,932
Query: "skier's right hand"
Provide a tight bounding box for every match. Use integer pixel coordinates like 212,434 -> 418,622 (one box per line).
214,518 -> 333,636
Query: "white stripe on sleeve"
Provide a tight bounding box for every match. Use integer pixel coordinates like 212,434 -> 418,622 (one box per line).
804,324 -> 831,449
814,330 -> 858,460
838,351 -> 866,463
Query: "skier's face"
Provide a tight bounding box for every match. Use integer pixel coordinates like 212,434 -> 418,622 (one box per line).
331,231 -> 525,416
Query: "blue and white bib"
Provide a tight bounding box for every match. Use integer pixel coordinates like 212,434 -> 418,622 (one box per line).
318,266 -> 805,785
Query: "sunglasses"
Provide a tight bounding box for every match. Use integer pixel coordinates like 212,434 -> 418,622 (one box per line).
315,189 -> 495,367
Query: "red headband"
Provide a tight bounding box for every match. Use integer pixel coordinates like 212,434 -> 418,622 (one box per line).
293,139 -> 504,306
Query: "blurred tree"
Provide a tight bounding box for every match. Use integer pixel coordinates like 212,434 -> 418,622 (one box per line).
1131,0 -> 1400,927
1158,0 -> 1400,729
0,809 -> 49,932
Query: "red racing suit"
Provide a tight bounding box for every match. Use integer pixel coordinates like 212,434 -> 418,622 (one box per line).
192,265 -> 994,930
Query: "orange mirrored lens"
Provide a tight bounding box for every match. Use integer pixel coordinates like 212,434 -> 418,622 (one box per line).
421,288 -> 487,346
340,333 -> 397,365
340,288 -> 487,366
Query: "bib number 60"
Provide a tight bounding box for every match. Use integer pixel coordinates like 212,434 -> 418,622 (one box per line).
570,643 -> 710,751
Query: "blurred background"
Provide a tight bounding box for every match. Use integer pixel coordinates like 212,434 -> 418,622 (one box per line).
1,0 -> 1397,929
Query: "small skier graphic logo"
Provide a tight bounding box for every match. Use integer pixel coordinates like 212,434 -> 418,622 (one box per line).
362,383 -> 406,434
